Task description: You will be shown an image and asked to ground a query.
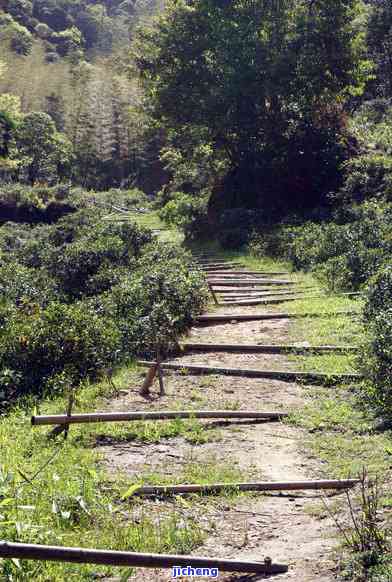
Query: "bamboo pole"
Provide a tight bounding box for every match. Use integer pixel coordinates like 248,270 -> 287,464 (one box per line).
204,270 -> 289,276
132,479 -> 360,497
138,361 -> 363,384
217,290 -> 313,299
195,311 -> 358,323
0,542 -> 288,574
208,279 -> 293,286
221,293 -> 361,307
181,343 -> 358,354
220,295 -> 318,306
32,410 -> 288,427
212,285 -> 297,293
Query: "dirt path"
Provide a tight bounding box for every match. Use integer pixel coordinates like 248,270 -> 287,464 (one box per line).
99,269 -> 340,581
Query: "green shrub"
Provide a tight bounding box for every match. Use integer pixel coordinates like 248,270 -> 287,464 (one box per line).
252,201 -> 392,291
159,192 -> 210,239
0,301 -> 121,400
363,265 -> 392,417
0,262 -> 59,306
0,197 -> 206,403
96,243 -> 207,356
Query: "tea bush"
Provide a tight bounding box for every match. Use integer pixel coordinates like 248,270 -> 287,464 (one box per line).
0,301 -> 122,400
250,201 -> 392,291
0,189 -> 207,402
96,245 -> 208,357
362,265 -> 392,417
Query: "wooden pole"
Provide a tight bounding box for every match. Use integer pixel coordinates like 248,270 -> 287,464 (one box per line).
207,279 -> 293,286
220,295 -> 319,306
0,542 -> 288,574
212,285 -> 297,293
221,293 -> 361,307
32,410 -> 288,427
203,270 -> 289,276
181,343 -> 358,354
195,311 -> 358,323
217,290 -> 313,299
138,361 -> 363,384
133,479 -> 360,497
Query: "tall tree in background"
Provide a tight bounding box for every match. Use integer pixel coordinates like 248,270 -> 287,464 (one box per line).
366,0 -> 392,97
136,0 -> 371,217
17,111 -> 72,183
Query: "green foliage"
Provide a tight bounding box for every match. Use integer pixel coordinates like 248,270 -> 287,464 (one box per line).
253,200 -> 391,291
336,99 -> 392,204
362,265 -> 392,416
17,111 -> 73,184
0,194 -> 207,402
366,0 -> 392,98
0,301 -> 122,399
9,20 -> 33,54
0,184 -> 76,223
137,0 -> 370,217
158,191 -> 210,240
97,244 -> 208,355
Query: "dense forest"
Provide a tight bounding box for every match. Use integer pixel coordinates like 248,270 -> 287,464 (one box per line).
0,0 -> 391,580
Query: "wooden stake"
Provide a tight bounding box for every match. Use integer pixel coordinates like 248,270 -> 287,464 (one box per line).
32,410 -> 288,426
132,479 -> 360,497
64,389 -> 75,441
140,364 -> 158,396
156,350 -> 165,395
138,361 -> 363,384
0,541 -> 288,574
207,282 -> 219,305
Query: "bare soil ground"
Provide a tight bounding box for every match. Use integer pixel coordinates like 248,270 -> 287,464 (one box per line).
99,298 -> 340,581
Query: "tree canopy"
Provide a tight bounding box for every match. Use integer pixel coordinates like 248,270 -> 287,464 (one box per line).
136,0 -> 371,216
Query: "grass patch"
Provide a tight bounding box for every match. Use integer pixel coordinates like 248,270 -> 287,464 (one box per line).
0,366 -> 208,580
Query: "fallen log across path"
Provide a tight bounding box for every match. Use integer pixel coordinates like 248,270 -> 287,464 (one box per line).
32,410 -> 288,426
138,361 -> 363,384
0,542 -> 288,575
132,479 -> 360,497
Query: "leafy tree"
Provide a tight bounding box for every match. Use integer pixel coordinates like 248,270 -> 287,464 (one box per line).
136,0 -> 371,217
0,93 -> 21,177
366,0 -> 392,97
17,111 -> 73,184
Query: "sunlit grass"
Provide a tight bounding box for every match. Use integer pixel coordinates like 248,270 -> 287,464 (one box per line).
0,366 -> 208,580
